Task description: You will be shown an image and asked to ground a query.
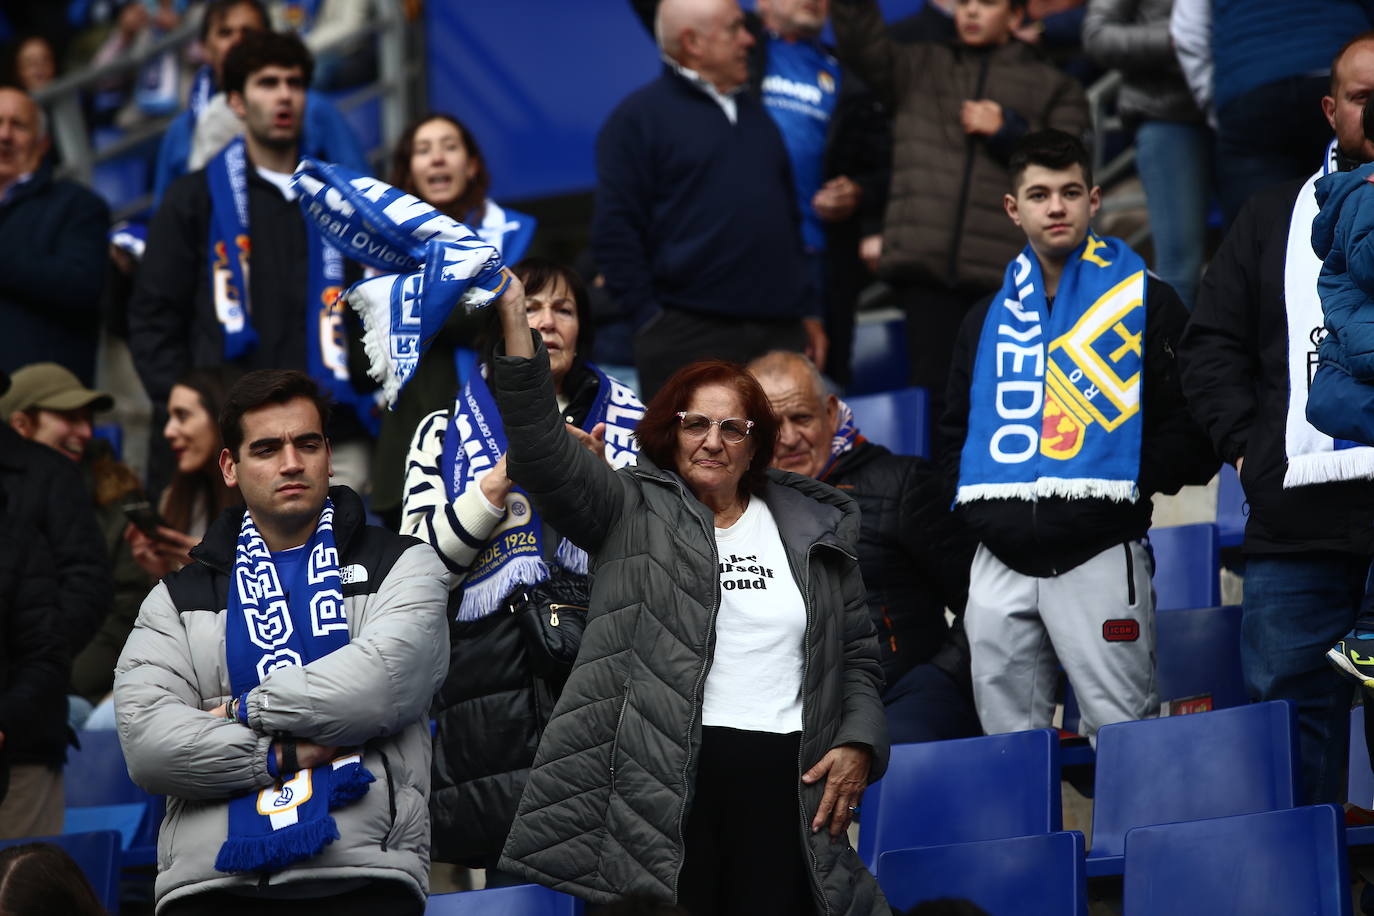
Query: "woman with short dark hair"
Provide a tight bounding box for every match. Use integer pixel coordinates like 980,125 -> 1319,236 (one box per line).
485,273 -> 890,915
404,258 -> 642,886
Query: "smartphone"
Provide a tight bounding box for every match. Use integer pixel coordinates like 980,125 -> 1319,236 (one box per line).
122,498 -> 171,540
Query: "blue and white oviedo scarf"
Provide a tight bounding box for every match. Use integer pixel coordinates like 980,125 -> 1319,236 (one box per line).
215,500 -> 374,874
206,139 -> 379,434
290,159 -> 510,407
441,365 -> 643,619
957,233 -> 1147,505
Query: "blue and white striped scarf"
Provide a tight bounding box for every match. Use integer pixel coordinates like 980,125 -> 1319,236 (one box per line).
441,364 -> 643,620
290,159 -> 510,407
215,500 -> 374,874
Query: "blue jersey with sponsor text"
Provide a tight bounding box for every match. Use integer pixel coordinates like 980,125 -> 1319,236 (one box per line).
762,36 -> 840,252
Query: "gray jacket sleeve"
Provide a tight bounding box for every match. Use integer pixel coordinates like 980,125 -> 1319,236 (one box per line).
244,544 -> 450,748
832,554 -> 891,782
114,583 -> 276,800
490,335 -> 637,554
1082,0 -> 1173,70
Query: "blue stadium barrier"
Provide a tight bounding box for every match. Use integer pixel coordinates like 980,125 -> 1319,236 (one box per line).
426,883 -> 582,915
857,729 -> 1061,875
877,831 -> 1088,916
848,312 -> 910,396
1149,523 -> 1221,611
1123,805 -> 1349,916
1088,701 -> 1300,876
64,728 -> 163,868
0,830 -> 122,913
847,386 -> 928,457
424,1 -> 927,201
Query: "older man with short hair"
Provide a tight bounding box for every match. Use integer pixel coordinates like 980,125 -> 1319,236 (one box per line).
597,0 -> 823,399
0,86 -> 110,384
749,350 -> 982,742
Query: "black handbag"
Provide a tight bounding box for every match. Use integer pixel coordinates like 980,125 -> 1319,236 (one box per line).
508,568 -> 590,679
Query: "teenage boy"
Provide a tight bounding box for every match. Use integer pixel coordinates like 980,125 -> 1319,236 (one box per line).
130,30 -> 376,490
832,0 -> 1088,456
114,370 -> 449,915
939,130 -> 1216,740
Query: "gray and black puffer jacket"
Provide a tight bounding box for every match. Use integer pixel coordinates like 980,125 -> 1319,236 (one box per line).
113,486 -> 450,913
491,339 -> 890,915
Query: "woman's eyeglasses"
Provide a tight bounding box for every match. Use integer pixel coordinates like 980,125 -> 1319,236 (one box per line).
675,412 -> 755,444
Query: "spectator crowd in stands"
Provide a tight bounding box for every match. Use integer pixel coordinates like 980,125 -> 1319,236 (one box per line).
7,0 -> 1374,914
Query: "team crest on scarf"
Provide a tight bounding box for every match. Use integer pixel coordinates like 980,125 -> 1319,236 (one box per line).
216,500 -> 374,874
957,233 -> 1146,504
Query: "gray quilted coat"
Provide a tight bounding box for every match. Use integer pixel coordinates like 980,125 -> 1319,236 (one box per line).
491,341 -> 891,914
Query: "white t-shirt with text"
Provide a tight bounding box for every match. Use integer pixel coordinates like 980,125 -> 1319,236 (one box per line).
701,496 -> 807,734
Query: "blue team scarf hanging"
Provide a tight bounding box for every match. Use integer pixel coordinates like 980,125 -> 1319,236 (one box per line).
957,233 -> 1147,505
291,159 -> 510,407
216,500 -> 375,874
188,65 -> 214,123
818,400 -> 863,481
440,363 -> 643,620
207,140 -> 379,434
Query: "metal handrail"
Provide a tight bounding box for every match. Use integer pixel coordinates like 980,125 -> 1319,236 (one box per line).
30,0 -> 414,210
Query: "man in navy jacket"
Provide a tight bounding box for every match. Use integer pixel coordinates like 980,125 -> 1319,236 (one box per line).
0,87 -> 109,384
595,0 -> 823,398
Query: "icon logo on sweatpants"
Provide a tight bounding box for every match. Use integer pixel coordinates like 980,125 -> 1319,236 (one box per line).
1102,619 -> 1139,642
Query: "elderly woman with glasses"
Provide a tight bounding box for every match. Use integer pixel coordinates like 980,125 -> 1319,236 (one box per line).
483,274 -> 891,916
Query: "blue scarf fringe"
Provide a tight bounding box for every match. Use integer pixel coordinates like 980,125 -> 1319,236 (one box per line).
214,816 -> 341,875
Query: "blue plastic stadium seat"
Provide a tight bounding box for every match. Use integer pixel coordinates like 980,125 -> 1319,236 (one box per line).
1088,701 -> 1300,876
878,831 -> 1088,916
857,729 -> 1061,874
1149,523 -> 1221,611
64,729 -> 163,867
1216,463 -> 1246,548
1123,805 -> 1349,916
849,311 -> 909,395
426,883 -> 582,914
0,830 -> 122,913
846,387 -> 929,458
1156,604 -> 1246,712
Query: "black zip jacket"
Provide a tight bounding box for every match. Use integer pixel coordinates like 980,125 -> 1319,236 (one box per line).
0,495 -> 68,778
129,163 -> 367,439
1179,178 -> 1374,555
823,439 -> 973,692
0,424 -> 111,657
939,275 -> 1218,577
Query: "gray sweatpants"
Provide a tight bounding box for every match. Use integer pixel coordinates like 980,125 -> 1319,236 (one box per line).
965,541 -> 1159,742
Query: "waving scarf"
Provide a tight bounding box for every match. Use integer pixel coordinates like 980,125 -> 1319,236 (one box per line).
215,500 -> 374,873
957,233 -> 1147,505
290,159 -> 509,407
207,139 -> 378,433
440,364 -> 643,619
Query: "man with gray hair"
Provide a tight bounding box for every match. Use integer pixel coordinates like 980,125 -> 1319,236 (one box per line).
748,349 -> 982,742
0,86 -> 109,384
595,0 -> 822,398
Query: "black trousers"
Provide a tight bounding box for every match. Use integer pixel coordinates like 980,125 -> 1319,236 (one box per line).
677,726 -> 816,916
633,308 -> 808,401
161,880 -> 422,916
893,282 -> 988,464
